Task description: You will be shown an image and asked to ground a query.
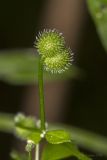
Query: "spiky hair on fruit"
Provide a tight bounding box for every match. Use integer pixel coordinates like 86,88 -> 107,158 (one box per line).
43,49 -> 73,74
35,29 -> 65,58
35,29 -> 73,74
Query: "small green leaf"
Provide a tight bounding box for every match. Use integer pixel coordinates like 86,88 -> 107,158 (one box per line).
14,113 -> 41,144
42,142 -> 92,160
45,130 -> 71,144
10,150 -> 27,160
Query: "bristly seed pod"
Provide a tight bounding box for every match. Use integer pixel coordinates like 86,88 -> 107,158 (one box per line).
43,49 -> 73,74
35,29 -> 73,74
35,29 -> 65,58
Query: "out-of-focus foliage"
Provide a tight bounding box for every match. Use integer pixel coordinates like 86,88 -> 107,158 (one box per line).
14,113 -> 41,144
0,113 -> 107,156
10,150 -> 27,160
0,49 -> 79,85
87,0 -> 107,52
0,49 -> 37,84
0,113 -> 14,133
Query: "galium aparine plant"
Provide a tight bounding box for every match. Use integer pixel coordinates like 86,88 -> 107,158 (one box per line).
13,29 -> 92,160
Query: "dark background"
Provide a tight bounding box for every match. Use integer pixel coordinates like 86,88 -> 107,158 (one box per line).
0,0 -> 107,159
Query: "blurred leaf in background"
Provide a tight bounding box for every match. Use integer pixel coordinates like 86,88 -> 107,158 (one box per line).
10,150 -> 27,160
0,49 -> 38,84
87,0 -> 107,52
0,49 -> 80,85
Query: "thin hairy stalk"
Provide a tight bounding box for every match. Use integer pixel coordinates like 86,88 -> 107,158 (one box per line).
38,57 -> 46,131
35,144 -> 39,160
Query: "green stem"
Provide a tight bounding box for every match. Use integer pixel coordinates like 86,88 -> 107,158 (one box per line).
35,144 -> 39,160
28,152 -> 32,160
38,57 -> 46,131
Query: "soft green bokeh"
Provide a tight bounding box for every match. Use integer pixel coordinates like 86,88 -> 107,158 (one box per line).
10,150 -> 27,160
0,113 -> 14,133
14,113 -> 41,144
0,49 -> 79,85
87,0 -> 107,52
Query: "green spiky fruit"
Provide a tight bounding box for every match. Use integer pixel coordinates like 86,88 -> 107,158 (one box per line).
35,29 -> 73,74
35,29 -> 65,58
43,49 -> 73,74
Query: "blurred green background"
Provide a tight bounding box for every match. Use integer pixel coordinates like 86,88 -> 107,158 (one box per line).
0,0 -> 107,159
